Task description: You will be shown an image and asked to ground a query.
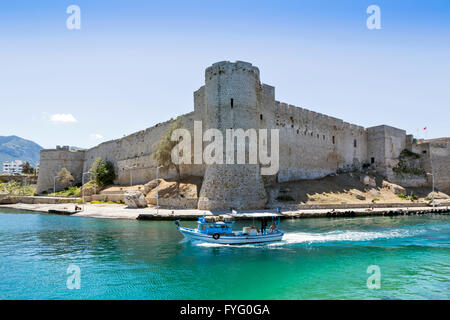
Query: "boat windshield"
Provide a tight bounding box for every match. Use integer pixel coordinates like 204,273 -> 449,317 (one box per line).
198,219 -> 234,234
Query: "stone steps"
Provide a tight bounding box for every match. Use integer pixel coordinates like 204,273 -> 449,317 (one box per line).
99,190 -> 126,195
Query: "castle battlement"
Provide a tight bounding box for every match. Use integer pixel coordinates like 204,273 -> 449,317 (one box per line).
205,61 -> 260,80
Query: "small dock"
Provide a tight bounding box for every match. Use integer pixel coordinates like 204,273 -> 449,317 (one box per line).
48,209 -> 78,215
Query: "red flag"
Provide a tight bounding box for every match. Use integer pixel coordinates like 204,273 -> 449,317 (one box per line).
424,127 -> 427,130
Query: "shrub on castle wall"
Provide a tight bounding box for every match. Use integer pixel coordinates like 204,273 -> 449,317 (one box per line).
56,167 -> 74,189
90,158 -> 116,187
152,117 -> 184,182
276,195 -> 294,202
393,149 -> 426,177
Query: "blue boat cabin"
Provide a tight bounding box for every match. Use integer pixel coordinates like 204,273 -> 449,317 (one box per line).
198,217 -> 234,235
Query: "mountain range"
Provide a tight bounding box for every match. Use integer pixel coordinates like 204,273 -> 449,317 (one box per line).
0,136 -> 43,172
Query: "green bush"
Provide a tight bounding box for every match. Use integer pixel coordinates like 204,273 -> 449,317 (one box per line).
397,193 -> 418,201
0,181 -> 36,196
399,149 -> 420,159
49,186 -> 81,197
82,179 -> 99,191
90,158 -> 115,187
276,195 -> 294,202
393,149 -> 426,177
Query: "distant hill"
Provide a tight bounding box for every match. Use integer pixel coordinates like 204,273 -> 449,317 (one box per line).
0,136 -> 43,172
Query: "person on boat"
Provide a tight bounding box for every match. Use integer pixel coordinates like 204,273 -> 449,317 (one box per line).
269,221 -> 277,232
261,219 -> 268,234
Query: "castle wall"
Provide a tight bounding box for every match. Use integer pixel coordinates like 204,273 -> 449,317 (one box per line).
36,149 -> 85,193
82,111 -> 201,186
413,141 -> 450,193
367,125 -> 406,177
193,85 -> 206,121
429,142 -> 450,193
263,101 -> 368,182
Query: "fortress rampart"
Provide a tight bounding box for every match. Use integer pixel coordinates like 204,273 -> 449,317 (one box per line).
36,147 -> 85,193
36,61 -> 450,206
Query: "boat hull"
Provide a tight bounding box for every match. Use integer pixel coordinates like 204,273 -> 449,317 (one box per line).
178,227 -> 284,245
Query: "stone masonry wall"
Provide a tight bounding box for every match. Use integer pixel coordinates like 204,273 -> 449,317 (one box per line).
36,149 -> 85,193
266,101 -> 368,182
429,142 -> 450,193
83,111 -> 203,186
367,125 -> 407,177
413,141 -> 450,193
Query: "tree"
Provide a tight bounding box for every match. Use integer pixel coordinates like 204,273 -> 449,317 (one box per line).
21,162 -> 34,175
56,167 -> 74,189
89,158 -> 115,187
152,118 -> 184,183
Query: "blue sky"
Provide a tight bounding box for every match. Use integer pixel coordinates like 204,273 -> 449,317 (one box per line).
0,0 -> 449,149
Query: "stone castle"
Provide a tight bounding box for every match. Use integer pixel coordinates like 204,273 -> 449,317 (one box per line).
36,61 -> 450,209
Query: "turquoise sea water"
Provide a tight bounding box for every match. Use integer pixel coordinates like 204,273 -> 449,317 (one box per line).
0,209 -> 448,300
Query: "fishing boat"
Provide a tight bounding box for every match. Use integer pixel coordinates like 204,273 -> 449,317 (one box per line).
175,215 -> 284,245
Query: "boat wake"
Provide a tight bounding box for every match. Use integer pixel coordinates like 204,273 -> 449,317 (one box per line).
191,228 -> 420,248
275,229 -> 413,245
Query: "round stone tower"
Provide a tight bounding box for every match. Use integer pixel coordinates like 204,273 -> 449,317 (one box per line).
198,61 -> 267,210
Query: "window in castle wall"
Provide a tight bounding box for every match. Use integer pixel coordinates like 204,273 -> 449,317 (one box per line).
230,98 -> 234,108
354,139 -> 357,148
260,114 -> 263,120
371,157 -> 375,164
317,134 -> 319,139
332,136 -> 335,144
311,132 -> 313,137
297,129 -> 299,134
323,135 -> 325,140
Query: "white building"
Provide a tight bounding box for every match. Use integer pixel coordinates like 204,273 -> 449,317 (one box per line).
2,160 -> 24,175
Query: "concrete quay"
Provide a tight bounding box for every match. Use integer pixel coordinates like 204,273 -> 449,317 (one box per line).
1,202 -> 448,221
